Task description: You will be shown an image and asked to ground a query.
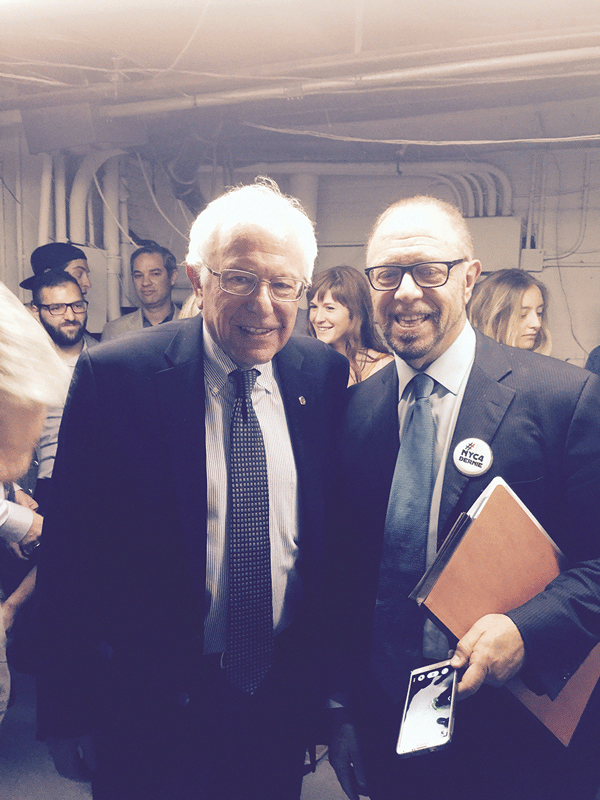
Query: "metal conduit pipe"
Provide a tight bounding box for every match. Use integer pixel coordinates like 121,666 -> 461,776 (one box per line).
438,162 -> 512,215
103,157 -> 122,321
442,173 -> 475,218
418,176 -> 464,214
69,148 -> 125,244
54,154 -> 67,242
0,29 -> 599,115
468,170 -> 498,217
460,174 -> 484,218
97,46 -> 600,122
37,152 -> 53,245
201,161 -> 510,217
119,177 -> 130,309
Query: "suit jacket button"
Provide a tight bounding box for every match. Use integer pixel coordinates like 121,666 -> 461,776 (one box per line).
177,692 -> 191,707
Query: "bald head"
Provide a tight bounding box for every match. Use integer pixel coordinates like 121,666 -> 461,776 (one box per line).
367,196 -> 474,266
366,196 -> 481,369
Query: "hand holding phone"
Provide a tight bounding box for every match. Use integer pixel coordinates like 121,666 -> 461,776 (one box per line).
396,659 -> 457,757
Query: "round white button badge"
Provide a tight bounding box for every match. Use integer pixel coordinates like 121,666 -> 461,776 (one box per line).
453,438 -> 493,477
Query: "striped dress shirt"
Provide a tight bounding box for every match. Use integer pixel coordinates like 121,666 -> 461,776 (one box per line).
202,329 -> 301,654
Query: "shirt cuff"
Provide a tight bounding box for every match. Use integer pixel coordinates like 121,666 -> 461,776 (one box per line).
0,501 -> 34,543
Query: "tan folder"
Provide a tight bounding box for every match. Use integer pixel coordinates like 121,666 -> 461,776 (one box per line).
411,476 -> 600,746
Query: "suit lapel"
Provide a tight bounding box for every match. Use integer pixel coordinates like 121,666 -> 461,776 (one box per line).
152,316 -> 207,611
275,340 -> 314,510
438,332 -> 516,538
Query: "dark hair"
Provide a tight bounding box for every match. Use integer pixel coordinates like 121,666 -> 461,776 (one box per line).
130,241 -> 177,274
306,265 -> 387,367
32,271 -> 81,306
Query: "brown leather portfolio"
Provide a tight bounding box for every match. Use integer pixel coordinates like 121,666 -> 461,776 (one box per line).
411,476 -> 600,746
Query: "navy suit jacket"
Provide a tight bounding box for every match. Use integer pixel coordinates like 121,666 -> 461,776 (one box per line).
36,315 -> 348,738
335,330 -> 600,725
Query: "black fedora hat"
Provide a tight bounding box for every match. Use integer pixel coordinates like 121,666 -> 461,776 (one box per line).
20,242 -> 87,290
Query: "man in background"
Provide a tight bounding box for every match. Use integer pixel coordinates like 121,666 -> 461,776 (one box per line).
30,271 -> 97,511
0,282 -> 68,725
20,242 -> 92,297
329,196 -> 600,800
101,241 -> 179,340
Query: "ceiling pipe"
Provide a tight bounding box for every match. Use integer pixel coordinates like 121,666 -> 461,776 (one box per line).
54,154 -> 67,242
96,46 -> 600,122
2,28 -> 600,114
69,148 -> 125,244
200,161 -> 511,216
103,157 -> 122,322
37,153 -> 53,246
119,177 -> 131,308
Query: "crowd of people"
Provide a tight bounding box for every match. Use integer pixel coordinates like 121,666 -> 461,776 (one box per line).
1,179 -> 600,800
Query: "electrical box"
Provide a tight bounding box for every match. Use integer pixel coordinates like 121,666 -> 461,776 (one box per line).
519,249 -> 545,272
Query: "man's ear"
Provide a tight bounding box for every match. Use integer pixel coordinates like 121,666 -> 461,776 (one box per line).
464,259 -> 482,303
169,268 -> 179,287
186,264 -> 203,311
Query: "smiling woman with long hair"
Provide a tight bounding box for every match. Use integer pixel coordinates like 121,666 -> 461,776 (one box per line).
468,268 -> 551,355
307,265 -> 392,385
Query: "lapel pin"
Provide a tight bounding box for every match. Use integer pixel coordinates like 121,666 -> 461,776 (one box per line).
298,396 -> 306,405
453,438 -> 493,477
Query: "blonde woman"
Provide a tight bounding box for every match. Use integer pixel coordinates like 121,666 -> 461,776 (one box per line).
468,268 -> 551,354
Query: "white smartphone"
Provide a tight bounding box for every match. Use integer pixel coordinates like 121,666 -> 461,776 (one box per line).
396,659 -> 457,757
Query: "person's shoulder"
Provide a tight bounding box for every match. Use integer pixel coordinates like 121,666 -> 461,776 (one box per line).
476,332 -> 599,396
89,317 -> 201,369
101,309 -> 141,340
283,333 -> 346,365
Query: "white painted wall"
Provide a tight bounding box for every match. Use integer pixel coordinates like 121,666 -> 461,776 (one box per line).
2,141 -> 600,363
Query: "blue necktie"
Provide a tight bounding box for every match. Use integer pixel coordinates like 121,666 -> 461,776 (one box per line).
227,369 -> 273,695
371,372 -> 436,701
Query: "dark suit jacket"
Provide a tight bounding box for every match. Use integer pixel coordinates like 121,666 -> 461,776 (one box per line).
36,316 -> 348,740
333,331 -> 600,773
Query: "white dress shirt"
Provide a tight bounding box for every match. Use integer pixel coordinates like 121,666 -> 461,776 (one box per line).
0,485 -> 33,544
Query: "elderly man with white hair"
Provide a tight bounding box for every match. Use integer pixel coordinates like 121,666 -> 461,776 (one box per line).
0,282 -> 68,725
36,178 -> 348,800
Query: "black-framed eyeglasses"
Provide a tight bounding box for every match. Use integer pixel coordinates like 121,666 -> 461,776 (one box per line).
36,300 -> 89,316
206,267 -> 307,302
365,260 -> 465,291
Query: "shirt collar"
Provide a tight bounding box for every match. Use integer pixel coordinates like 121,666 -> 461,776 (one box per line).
203,326 -> 276,396
394,320 -> 476,398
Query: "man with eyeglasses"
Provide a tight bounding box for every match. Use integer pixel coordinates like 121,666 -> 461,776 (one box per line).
35,179 -> 348,800
329,196 -> 600,800
30,271 -> 97,512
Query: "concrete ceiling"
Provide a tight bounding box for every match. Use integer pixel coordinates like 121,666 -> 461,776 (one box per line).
1,0 -> 600,166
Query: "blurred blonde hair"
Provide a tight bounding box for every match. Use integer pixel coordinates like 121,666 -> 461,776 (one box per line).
179,292 -> 200,319
468,269 -> 551,355
0,281 -> 70,409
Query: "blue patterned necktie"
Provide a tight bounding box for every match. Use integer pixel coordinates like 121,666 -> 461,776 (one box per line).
371,371 -> 436,701
227,369 -> 274,695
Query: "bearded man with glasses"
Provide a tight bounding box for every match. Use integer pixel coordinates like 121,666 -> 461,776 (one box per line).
329,195 -> 600,800
29,271 -> 97,512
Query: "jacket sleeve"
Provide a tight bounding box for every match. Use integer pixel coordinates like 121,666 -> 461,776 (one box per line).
507,372 -> 600,699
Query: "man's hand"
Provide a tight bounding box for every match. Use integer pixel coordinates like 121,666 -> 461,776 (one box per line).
450,613 -> 525,699
14,489 -> 38,511
7,511 -> 43,560
1,600 -> 17,634
46,734 -> 98,781
329,721 -> 368,800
